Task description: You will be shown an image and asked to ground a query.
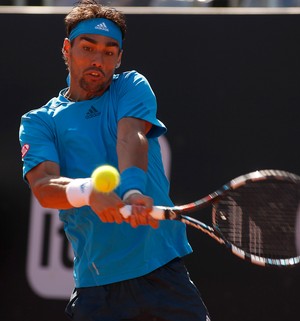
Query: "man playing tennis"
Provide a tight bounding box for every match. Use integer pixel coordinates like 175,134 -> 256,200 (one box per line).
19,1 -> 210,320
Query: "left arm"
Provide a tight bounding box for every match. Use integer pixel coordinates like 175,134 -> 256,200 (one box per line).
117,117 -> 158,228
117,117 -> 151,172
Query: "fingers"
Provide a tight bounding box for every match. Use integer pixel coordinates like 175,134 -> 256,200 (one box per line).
89,190 -> 125,224
148,217 -> 159,229
100,207 -> 124,224
97,205 -> 159,228
124,205 -> 159,229
89,189 -> 159,228
120,192 -> 159,228
123,192 -> 153,209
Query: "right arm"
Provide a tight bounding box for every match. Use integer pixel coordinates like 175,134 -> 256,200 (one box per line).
26,160 -> 125,224
26,161 -> 72,209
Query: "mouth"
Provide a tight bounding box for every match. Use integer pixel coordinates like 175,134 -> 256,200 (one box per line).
89,71 -> 102,78
85,68 -> 105,79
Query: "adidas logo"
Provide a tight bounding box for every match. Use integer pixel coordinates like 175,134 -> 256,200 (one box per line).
95,22 -> 109,32
85,106 -> 101,119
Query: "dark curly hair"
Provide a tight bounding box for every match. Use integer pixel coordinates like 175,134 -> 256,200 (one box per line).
65,0 -> 127,41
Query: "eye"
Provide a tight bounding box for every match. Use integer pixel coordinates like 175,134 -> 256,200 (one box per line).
83,46 -> 93,52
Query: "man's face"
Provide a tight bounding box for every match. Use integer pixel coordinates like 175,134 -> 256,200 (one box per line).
64,34 -> 122,98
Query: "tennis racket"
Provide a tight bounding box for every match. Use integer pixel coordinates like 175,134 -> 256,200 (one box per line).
120,169 -> 300,267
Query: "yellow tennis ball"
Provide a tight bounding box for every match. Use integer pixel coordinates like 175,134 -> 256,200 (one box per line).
91,165 -> 120,193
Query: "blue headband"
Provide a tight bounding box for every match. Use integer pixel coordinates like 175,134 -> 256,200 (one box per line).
69,18 -> 123,49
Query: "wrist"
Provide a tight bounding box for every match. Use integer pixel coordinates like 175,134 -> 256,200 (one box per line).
122,189 -> 142,201
66,178 -> 92,207
119,166 -> 147,199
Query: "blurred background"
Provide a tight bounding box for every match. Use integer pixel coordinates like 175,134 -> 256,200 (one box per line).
1,3 -> 300,321
2,0 -> 300,7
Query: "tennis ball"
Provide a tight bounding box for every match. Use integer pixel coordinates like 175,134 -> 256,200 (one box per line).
91,165 -> 120,193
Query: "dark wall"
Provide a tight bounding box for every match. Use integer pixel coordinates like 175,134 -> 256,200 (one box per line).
1,12 -> 300,321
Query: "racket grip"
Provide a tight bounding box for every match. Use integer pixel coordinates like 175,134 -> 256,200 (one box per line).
119,205 -> 165,220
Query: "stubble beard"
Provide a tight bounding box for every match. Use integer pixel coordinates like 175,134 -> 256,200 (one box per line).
80,74 -> 113,97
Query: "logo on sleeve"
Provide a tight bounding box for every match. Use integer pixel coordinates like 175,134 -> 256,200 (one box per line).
21,144 -> 30,159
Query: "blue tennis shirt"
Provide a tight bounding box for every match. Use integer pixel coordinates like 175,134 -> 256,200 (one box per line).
20,70 -> 192,287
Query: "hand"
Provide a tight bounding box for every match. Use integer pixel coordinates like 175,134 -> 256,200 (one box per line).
123,193 -> 159,229
89,190 -> 125,224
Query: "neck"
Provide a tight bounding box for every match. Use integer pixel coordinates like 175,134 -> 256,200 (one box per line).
64,89 -> 98,102
64,90 -> 77,102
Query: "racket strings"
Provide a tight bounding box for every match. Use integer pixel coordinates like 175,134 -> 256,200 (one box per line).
213,181 -> 300,259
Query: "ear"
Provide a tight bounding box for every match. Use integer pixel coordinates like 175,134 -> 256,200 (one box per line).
62,38 -> 71,59
116,50 -> 123,69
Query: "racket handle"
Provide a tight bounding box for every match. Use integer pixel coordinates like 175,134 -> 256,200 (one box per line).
119,205 -> 165,220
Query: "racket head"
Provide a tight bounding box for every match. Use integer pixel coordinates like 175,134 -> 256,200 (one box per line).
212,170 -> 300,267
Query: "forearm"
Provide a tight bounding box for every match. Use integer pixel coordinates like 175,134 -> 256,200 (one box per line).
30,175 -> 73,209
116,117 -> 152,204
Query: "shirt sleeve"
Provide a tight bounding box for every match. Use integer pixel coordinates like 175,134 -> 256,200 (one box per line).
116,71 -> 167,138
19,108 -> 59,181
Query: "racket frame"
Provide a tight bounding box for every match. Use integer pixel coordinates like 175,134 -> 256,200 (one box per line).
154,170 -> 300,267
120,170 -> 300,267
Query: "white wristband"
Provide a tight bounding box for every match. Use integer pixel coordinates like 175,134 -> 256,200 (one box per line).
66,178 -> 92,207
122,189 -> 142,201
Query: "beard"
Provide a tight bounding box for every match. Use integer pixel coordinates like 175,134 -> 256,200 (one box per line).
78,68 -> 114,96
79,76 -> 110,95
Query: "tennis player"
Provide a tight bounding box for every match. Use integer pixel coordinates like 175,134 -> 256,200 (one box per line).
19,1 -> 210,320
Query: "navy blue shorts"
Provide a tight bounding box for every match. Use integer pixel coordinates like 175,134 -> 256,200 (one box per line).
65,258 -> 210,321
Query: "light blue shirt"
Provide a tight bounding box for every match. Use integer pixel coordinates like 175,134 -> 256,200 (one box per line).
20,70 -> 192,287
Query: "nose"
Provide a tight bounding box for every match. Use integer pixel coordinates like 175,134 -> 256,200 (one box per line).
91,53 -> 104,68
